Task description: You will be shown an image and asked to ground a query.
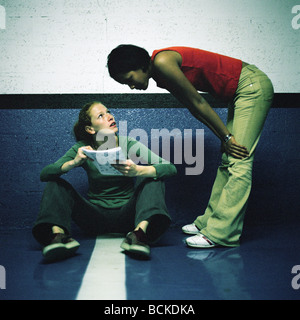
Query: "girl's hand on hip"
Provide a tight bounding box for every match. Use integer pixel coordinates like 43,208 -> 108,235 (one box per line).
221,136 -> 249,159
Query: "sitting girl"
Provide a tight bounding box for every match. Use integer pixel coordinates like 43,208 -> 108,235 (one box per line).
32,101 -> 176,261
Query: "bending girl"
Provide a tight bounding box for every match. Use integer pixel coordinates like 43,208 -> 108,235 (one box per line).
107,45 -> 274,248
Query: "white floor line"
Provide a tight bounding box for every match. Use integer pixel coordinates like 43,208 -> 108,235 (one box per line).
76,234 -> 126,300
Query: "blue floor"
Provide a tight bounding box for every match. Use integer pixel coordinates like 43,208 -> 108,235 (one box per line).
0,221 -> 299,300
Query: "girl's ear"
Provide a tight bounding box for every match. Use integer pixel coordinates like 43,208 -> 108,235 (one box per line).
85,125 -> 95,135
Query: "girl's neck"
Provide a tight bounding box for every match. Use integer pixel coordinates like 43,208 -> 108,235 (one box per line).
92,134 -> 118,150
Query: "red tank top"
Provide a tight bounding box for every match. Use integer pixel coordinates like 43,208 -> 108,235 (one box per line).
151,46 -> 242,101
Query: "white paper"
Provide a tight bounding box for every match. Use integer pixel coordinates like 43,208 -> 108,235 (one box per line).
82,147 -> 126,176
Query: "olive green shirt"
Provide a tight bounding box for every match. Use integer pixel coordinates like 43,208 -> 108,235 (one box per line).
40,136 -> 177,208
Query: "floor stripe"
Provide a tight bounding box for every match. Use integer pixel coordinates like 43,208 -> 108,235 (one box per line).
76,234 -> 126,300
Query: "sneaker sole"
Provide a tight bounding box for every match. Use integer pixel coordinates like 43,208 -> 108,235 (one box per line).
186,241 -> 216,248
43,240 -> 80,262
120,241 -> 150,258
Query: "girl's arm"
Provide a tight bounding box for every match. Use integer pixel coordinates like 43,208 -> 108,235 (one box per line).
40,144 -> 92,181
112,138 -> 177,178
61,146 -> 93,173
112,160 -> 157,178
152,51 -> 249,159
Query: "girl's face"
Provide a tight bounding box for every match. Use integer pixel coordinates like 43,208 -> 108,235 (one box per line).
86,103 -> 118,135
114,68 -> 150,90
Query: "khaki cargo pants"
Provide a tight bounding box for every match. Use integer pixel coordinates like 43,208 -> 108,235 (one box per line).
194,65 -> 274,246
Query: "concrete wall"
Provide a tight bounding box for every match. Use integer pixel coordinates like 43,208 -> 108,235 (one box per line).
0,0 -> 299,94
0,106 -> 299,230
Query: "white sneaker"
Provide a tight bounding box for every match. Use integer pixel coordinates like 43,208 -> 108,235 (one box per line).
182,223 -> 201,235
185,233 -> 217,248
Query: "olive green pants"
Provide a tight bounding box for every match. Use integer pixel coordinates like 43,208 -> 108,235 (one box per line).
194,65 -> 274,246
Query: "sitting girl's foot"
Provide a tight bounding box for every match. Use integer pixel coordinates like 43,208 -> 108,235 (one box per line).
42,233 -> 80,262
120,228 -> 150,259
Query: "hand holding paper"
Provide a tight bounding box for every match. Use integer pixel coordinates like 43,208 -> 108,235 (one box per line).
82,147 -> 127,176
